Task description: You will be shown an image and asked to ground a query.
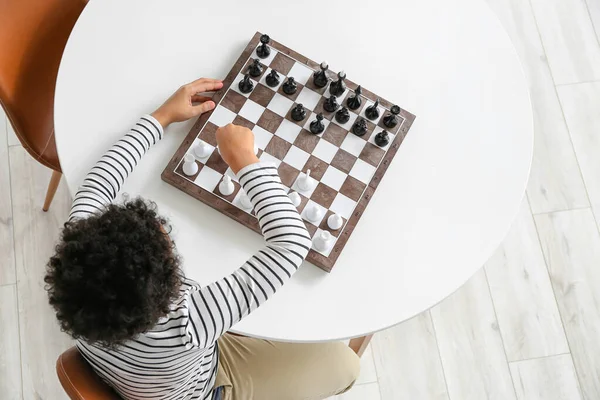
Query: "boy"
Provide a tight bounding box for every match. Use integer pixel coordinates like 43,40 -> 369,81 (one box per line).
45,78 -> 359,400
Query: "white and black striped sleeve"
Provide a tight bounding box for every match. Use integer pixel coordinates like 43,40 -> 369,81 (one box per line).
68,115 -> 163,221
185,162 -> 312,349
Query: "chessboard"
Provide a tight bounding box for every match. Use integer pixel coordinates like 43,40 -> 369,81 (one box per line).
162,32 -> 416,272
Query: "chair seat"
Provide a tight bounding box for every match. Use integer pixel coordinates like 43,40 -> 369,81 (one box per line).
57,346 -> 122,400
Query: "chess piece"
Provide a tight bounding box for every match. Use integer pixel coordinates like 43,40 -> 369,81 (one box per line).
314,231 -> 333,251
306,205 -> 323,223
248,59 -> 263,77
310,113 -> 325,134
327,214 -> 343,230
335,107 -> 350,124
288,191 -> 302,207
282,77 -> 297,95
346,85 -> 362,110
219,175 -> 235,196
352,118 -> 368,136
238,74 -> 254,94
374,130 -> 390,147
313,61 -> 329,88
291,104 -> 307,121
365,99 -> 380,120
239,192 -> 253,210
256,34 -> 271,59
383,105 -> 401,128
329,71 -> 347,97
194,140 -> 211,158
297,169 -> 315,191
182,154 -> 198,176
265,69 -> 280,87
323,95 -> 339,112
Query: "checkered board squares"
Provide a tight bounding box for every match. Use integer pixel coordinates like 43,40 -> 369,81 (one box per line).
162,32 -> 416,272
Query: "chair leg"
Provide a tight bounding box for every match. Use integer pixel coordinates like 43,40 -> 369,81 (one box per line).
349,334 -> 373,357
43,170 -> 62,212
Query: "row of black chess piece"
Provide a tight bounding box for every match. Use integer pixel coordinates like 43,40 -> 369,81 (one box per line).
288,104 -> 391,148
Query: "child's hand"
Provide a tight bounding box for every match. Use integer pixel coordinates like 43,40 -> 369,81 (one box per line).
216,124 -> 260,174
151,78 -> 223,128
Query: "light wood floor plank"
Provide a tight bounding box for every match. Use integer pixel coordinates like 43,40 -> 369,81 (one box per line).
9,146 -> 72,400
510,354 -> 582,400
0,284 -> 23,399
0,107 -> 16,285
431,270 -> 516,400
530,0 -> 600,84
585,0 -> 600,44
535,209 -> 600,399
5,115 -> 20,147
372,311 -> 449,400
557,82 -> 600,207
485,0 -> 588,213
485,198 -> 568,361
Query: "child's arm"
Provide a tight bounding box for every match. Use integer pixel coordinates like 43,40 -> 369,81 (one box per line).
67,115 -> 163,220
183,126 -> 311,349
68,78 -> 223,220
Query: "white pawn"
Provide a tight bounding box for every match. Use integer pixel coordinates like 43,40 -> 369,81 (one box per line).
182,154 -> 198,176
327,213 -> 343,230
306,204 -> 322,223
194,140 -> 211,158
219,175 -> 235,196
297,169 -> 315,192
239,191 -> 253,210
314,231 -> 333,252
288,191 -> 301,207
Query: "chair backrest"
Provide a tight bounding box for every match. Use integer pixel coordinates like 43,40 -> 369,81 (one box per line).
56,346 -> 122,400
0,0 -> 87,171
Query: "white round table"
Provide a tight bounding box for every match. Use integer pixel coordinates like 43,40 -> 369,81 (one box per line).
55,0 -> 533,342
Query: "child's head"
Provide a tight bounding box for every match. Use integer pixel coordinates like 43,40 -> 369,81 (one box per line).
45,198 -> 182,347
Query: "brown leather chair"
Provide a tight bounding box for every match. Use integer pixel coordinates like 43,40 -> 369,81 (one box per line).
57,346 -> 122,400
0,0 -> 88,211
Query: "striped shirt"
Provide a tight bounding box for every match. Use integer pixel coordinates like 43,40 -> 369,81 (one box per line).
70,115 -> 312,400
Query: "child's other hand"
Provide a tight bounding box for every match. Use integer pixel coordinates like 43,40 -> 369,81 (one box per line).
216,124 -> 260,174
151,78 -> 223,128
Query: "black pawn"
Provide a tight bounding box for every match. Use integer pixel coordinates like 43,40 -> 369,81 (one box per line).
383,105 -> 401,128
256,34 -> 271,59
282,77 -> 297,95
313,61 -> 329,88
329,71 -> 347,97
352,118 -> 368,136
291,104 -> 307,121
346,85 -> 362,110
265,69 -> 280,87
248,59 -> 263,77
238,74 -> 254,94
374,130 -> 390,147
310,113 -> 325,134
323,95 -> 339,112
365,99 -> 380,120
335,107 -> 350,124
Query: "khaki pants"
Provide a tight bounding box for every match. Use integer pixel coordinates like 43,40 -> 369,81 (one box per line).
215,333 -> 360,400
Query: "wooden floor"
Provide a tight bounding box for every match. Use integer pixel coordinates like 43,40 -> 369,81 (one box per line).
1,0 -> 600,398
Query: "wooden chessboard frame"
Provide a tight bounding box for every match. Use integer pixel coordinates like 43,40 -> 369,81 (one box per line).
162,32 -> 416,272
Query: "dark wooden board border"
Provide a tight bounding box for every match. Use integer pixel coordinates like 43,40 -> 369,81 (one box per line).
162,31 -> 416,272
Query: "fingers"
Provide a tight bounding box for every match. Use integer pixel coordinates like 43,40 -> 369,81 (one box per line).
186,78 -> 223,94
191,95 -> 213,103
192,100 -> 216,115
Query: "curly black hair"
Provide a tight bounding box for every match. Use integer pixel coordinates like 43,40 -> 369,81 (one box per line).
45,198 -> 182,347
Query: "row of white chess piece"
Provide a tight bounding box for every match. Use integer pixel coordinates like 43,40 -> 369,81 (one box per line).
182,141 -> 341,252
